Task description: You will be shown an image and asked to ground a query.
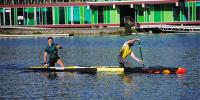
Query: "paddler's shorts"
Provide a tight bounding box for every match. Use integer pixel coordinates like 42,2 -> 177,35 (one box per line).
49,57 -> 60,67
118,55 -> 129,68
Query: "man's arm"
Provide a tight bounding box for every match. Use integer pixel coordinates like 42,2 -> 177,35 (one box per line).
56,44 -> 62,49
130,52 -> 143,64
44,51 -> 48,65
127,39 -> 140,44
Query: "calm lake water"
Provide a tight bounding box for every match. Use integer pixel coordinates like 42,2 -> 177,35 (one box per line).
0,33 -> 199,100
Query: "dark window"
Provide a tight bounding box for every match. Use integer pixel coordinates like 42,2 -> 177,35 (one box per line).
0,12 -> 3,25
189,7 -> 192,21
46,7 -> 53,24
5,9 -> 10,25
98,6 -> 103,23
147,8 -> 150,15
64,0 -> 69,2
184,7 -> 189,21
139,10 -> 143,16
59,7 -> 65,24
17,8 -> 24,25
42,8 -> 46,25
11,8 -> 15,25
36,8 -> 41,25
197,7 -> 200,20
57,0 -> 63,2
40,8 -> 43,25
24,10 -> 28,25
173,6 -> 180,21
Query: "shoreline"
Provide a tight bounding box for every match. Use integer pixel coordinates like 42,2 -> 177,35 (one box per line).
0,27 -> 199,38
0,32 -> 199,38
0,34 -> 74,38
0,27 -> 126,36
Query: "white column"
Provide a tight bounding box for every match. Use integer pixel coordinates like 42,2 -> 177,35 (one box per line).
37,8 -> 40,25
0,12 -> 1,25
113,4 -> 116,9
23,8 -> 25,25
41,8 -> 43,25
34,7 -> 37,25
87,5 -> 90,10
188,5 -> 190,21
130,4 -> 133,8
176,2 -> 179,7
27,8 -> 29,25
64,7 -> 66,24
16,8 -> 17,26
9,8 -> 12,26
53,7 -> 55,25
135,9 -> 137,24
45,7 -> 47,25
3,8 -> 5,25
71,6 -> 73,24
142,4 -> 145,8
144,8 -> 145,22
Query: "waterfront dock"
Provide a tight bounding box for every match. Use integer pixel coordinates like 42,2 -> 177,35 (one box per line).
0,25 -> 199,36
138,25 -> 200,33
0,34 -> 73,38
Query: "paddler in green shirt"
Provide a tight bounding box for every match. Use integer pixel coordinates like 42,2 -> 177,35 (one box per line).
118,39 -> 143,67
43,37 -> 64,69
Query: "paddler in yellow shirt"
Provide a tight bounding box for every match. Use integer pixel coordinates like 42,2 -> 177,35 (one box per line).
118,39 -> 143,67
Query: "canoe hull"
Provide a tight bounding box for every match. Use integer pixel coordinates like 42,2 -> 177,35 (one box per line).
30,66 -> 186,74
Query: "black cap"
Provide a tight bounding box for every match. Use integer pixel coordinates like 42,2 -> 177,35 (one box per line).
47,37 -> 53,40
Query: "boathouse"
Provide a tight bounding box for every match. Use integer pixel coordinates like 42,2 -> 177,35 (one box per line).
0,0 -> 199,28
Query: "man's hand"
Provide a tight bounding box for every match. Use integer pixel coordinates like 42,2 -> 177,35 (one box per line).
43,62 -> 48,67
56,45 -> 63,49
135,39 -> 140,41
130,39 -> 140,43
138,60 -> 143,64
59,46 -> 62,49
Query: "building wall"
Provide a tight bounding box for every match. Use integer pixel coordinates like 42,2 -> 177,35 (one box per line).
137,1 -> 200,23
0,6 -> 120,26
0,1 -> 199,27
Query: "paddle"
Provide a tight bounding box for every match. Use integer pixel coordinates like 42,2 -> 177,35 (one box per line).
138,40 -> 145,67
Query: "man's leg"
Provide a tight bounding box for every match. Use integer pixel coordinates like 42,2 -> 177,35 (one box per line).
118,55 -> 125,68
118,56 -> 132,68
57,59 -> 64,68
124,60 -> 132,68
49,59 -> 55,67
119,63 -> 125,68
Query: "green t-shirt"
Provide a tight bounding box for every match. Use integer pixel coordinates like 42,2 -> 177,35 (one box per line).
45,43 -> 59,60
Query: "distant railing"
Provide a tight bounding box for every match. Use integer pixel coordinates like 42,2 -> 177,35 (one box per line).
157,25 -> 200,33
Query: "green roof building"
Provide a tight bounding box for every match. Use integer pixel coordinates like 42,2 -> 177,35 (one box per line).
0,0 -> 199,28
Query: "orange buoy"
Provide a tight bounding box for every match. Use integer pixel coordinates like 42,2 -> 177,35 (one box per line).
176,67 -> 186,74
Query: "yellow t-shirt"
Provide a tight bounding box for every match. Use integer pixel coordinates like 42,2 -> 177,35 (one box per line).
119,44 -> 132,59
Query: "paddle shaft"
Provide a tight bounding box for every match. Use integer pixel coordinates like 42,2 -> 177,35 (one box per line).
138,41 -> 145,67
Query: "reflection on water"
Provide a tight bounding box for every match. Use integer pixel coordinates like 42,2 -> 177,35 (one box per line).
0,34 -> 199,99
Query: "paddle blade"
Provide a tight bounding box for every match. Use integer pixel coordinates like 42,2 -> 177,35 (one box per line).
176,67 -> 187,74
